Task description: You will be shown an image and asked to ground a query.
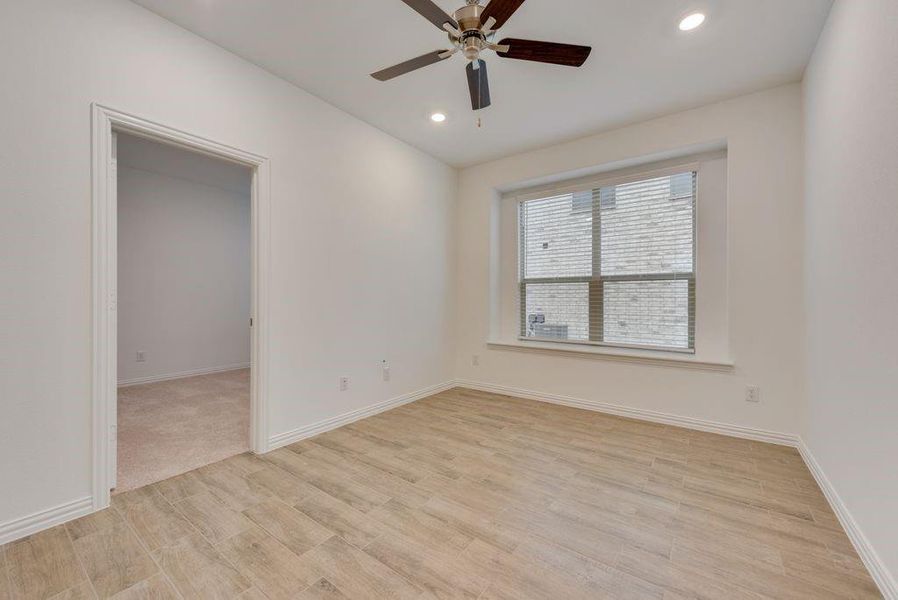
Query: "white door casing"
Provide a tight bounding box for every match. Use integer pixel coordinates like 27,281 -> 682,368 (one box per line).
91,104 -> 271,510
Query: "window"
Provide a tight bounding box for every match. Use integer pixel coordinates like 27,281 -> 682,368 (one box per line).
519,171 -> 696,351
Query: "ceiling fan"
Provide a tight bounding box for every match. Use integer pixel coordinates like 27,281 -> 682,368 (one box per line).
371,0 -> 592,111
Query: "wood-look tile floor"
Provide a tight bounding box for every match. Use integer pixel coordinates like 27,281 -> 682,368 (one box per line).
0,388 -> 882,599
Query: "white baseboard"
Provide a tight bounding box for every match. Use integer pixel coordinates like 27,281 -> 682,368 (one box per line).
118,362 -> 250,387
267,381 -> 456,450
797,440 -> 897,599
0,496 -> 93,545
454,379 -> 798,446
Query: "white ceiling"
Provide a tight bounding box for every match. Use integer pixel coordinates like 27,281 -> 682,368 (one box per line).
130,0 -> 833,167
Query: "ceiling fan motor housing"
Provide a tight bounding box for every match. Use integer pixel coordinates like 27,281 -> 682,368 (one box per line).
454,2 -> 484,32
453,3 -> 486,60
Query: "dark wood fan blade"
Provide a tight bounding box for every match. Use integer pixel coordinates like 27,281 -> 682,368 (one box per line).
371,50 -> 450,81
480,0 -> 526,29
497,38 -> 592,67
400,0 -> 458,30
466,60 -> 491,110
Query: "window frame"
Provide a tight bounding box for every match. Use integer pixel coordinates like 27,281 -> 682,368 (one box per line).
517,164 -> 698,354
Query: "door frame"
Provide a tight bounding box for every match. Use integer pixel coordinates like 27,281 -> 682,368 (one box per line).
90,103 -> 271,510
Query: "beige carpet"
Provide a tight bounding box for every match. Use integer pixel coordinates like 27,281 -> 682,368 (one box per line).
116,368 -> 249,492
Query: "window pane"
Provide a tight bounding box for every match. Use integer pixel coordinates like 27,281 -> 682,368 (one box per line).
603,280 -> 691,349
521,194 -> 592,278
600,173 -> 694,276
524,282 -> 589,341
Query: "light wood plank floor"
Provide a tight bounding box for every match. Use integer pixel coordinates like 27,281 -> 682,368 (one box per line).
1,388 -> 882,599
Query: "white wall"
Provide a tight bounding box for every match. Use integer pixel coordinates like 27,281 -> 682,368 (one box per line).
803,0 -> 898,589
0,0 -> 456,530
117,134 -> 251,384
456,84 -> 805,436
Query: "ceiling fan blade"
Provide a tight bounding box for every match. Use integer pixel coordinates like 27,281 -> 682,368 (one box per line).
466,59 -> 491,110
497,38 -> 592,67
371,50 -> 451,81
399,0 -> 459,31
480,0 -> 526,29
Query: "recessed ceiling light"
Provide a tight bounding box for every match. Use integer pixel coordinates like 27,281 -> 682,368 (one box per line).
679,12 -> 706,31
430,112 -> 447,123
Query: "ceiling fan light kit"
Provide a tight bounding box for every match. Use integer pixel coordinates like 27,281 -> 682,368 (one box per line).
371,0 -> 592,111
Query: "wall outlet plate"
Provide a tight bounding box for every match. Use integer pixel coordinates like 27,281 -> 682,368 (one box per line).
136,351 -> 146,362
339,376 -> 349,391
746,385 -> 760,403
472,354 -> 480,366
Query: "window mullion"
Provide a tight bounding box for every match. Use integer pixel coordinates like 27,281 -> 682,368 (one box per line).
519,201 -> 526,337
688,278 -> 696,350
589,187 -> 603,342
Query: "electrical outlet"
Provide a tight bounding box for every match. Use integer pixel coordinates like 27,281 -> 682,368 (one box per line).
339,376 -> 349,392
382,360 -> 390,382
136,351 -> 146,362
745,385 -> 760,403
472,354 -> 480,367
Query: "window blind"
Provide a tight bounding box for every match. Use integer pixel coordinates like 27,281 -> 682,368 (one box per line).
520,171 -> 696,351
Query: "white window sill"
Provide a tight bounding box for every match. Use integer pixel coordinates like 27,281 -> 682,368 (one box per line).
486,339 -> 734,372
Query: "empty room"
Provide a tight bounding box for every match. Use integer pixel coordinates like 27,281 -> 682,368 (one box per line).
115,133 -> 253,492
1,1 -> 896,599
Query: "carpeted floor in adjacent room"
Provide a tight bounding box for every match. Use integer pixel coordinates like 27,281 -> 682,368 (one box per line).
116,368 -> 249,492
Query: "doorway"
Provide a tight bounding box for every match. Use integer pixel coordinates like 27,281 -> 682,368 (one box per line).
91,105 -> 270,509
114,133 -> 252,491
